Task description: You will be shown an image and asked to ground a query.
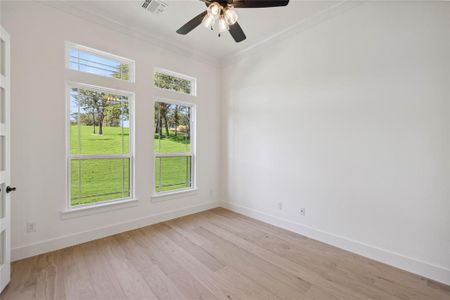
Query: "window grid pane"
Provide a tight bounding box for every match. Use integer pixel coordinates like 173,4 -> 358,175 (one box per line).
0,230 -> 4,266
71,158 -> 131,206
0,38 -> 5,76
154,102 -> 191,154
155,156 -> 192,192
0,183 -> 4,218
67,45 -> 133,81
154,70 -> 195,96
0,87 -> 5,124
69,86 -> 132,207
154,100 -> 194,194
70,88 -> 130,155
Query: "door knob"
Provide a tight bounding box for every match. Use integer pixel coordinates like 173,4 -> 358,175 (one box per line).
6,186 -> 16,193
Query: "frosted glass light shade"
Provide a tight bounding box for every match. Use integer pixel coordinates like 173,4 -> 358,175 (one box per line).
207,2 -> 222,18
203,13 -> 216,28
224,8 -> 238,25
217,16 -> 229,33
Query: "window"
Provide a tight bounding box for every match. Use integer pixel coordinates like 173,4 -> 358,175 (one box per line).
154,101 -> 195,194
154,68 -> 196,96
68,83 -> 134,207
66,43 -> 135,82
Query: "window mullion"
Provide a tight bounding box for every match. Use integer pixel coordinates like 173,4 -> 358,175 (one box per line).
158,105 -> 161,153
121,103 -> 125,198
159,157 -> 162,193
70,154 -> 131,160
77,92 -> 81,206
77,49 -> 80,72
185,156 -> 188,188
154,153 -> 192,158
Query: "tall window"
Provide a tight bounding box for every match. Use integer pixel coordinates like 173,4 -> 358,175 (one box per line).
66,42 -> 135,82
154,101 -> 195,193
68,83 -> 134,207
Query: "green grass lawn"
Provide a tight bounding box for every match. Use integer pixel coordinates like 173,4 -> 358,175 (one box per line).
154,129 -> 192,193
71,125 -> 191,206
153,129 -> 191,153
70,125 -> 129,155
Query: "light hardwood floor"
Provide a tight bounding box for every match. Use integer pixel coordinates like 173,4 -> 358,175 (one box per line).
2,208 -> 450,300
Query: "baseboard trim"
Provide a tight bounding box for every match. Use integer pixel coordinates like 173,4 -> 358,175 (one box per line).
221,201 -> 450,285
11,200 -> 449,285
11,201 -> 220,261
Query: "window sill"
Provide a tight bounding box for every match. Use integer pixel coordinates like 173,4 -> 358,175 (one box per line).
151,188 -> 199,202
60,198 -> 139,219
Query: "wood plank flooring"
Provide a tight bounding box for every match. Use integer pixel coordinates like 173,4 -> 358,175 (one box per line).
2,208 -> 450,300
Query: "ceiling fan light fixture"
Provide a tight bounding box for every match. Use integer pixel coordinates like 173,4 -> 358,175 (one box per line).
202,13 -> 216,28
207,2 -> 222,18
216,15 -> 229,33
224,7 -> 238,26
177,0 -> 291,43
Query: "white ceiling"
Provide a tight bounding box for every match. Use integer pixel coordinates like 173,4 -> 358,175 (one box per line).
55,0 -> 343,60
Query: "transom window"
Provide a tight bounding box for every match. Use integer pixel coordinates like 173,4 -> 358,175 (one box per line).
68,83 -> 134,207
154,101 -> 195,193
66,42 -> 135,82
154,68 -> 196,96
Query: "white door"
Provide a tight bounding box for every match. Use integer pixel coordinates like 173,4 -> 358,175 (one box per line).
0,25 -> 12,293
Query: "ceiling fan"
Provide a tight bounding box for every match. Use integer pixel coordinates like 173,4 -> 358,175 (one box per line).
176,0 -> 289,43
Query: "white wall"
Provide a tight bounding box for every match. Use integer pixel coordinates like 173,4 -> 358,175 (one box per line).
222,1 -> 450,284
1,1 -> 221,259
2,0 -> 449,286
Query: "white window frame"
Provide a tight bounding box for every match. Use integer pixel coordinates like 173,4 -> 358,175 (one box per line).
153,67 -> 197,96
152,98 -> 197,198
65,42 -> 136,83
65,81 -> 135,211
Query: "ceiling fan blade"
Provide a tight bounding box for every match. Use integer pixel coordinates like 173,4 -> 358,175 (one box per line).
176,10 -> 208,35
232,0 -> 289,8
229,22 -> 246,43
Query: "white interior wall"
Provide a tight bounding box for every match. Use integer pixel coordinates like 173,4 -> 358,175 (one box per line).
221,1 -> 450,284
2,0 -> 450,286
1,1 -> 221,260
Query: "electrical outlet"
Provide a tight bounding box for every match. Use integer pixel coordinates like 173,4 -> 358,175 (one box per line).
26,222 -> 36,233
300,208 -> 306,216
277,202 -> 283,210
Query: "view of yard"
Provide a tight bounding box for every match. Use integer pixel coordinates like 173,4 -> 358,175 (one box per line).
70,87 -> 193,207
70,125 -> 130,206
154,128 -> 192,193
70,125 -> 191,206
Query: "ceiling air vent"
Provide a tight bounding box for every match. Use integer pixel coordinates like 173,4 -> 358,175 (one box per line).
141,0 -> 168,14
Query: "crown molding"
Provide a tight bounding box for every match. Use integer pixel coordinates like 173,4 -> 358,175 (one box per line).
221,0 -> 365,67
40,0 -> 364,68
41,0 -> 221,67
